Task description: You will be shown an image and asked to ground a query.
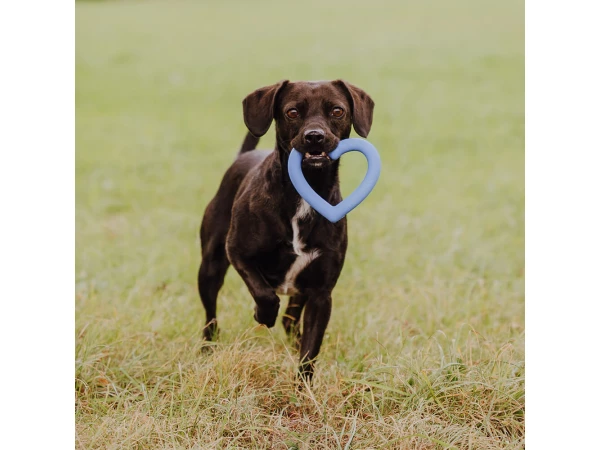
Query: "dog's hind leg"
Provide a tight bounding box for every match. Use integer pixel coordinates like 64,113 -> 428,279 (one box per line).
198,239 -> 229,341
282,294 -> 308,348
198,202 -> 231,341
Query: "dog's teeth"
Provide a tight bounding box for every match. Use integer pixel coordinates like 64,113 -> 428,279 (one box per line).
305,153 -> 310,158
321,152 -> 327,156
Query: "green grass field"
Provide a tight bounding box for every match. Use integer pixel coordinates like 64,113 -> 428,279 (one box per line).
76,1 -> 524,448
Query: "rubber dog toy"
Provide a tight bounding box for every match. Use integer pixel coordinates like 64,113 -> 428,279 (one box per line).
288,138 -> 381,223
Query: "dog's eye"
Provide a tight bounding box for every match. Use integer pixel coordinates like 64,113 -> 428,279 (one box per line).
286,109 -> 299,119
331,107 -> 345,118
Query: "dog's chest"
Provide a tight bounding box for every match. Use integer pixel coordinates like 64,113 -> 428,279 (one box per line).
276,200 -> 320,296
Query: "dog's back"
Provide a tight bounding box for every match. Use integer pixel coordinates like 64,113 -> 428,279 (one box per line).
200,133 -> 269,246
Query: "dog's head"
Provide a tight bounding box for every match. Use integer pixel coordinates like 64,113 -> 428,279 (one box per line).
243,80 -> 374,169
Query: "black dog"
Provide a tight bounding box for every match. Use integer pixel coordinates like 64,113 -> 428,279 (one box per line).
198,80 -> 374,379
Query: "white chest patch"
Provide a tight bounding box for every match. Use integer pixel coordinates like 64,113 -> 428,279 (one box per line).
276,200 -> 320,296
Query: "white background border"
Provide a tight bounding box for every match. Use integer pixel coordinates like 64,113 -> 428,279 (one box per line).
1,0 -> 74,448
526,0 -> 600,448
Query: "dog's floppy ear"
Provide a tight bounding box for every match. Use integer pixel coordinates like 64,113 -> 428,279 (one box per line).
242,80 -> 289,137
333,80 -> 375,138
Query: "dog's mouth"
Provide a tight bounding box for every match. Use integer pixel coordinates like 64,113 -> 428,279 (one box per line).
303,150 -> 331,161
301,150 -> 334,168
301,150 -> 332,168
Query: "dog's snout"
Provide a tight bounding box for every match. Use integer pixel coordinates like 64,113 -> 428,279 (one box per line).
304,129 -> 325,145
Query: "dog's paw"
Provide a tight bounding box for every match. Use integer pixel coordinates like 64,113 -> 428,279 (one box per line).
254,299 -> 280,328
203,319 -> 219,341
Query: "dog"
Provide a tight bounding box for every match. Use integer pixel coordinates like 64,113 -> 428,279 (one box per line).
197,80 -> 374,379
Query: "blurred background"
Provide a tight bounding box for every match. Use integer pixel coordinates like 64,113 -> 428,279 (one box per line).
76,0 -> 524,447
76,0 -> 524,291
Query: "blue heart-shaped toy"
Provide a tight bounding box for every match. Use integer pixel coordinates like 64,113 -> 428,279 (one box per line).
288,138 -> 381,223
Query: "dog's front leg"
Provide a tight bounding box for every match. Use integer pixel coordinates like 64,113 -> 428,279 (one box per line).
227,249 -> 280,327
298,291 -> 332,380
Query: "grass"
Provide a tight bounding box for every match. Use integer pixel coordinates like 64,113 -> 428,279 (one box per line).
75,0 -> 524,448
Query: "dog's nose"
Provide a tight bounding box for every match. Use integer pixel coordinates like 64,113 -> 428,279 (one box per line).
304,130 -> 325,145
